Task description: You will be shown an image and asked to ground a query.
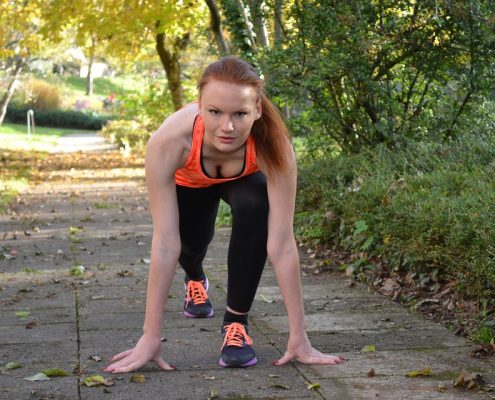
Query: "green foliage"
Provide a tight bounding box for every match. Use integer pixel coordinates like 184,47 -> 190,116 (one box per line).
116,81 -> 173,128
220,0 -> 256,61
216,199 -> 232,227
99,120 -> 149,151
99,81 -> 175,151
5,105 -> 110,130
296,132 -> 495,304
265,0 -> 495,152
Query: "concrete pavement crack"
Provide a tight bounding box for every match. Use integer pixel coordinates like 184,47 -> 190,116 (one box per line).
70,194 -> 83,400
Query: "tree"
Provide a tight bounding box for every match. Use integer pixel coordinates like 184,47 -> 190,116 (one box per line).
205,0 -> 230,55
41,0 -> 208,110
0,1 -> 46,125
263,0 -> 495,152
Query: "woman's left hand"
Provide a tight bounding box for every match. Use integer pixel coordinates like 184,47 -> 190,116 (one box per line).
273,337 -> 345,366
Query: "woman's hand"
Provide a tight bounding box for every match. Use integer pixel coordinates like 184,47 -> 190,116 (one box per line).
103,334 -> 175,373
273,336 -> 345,366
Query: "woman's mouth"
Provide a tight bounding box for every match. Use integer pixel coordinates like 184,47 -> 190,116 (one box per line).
218,136 -> 235,144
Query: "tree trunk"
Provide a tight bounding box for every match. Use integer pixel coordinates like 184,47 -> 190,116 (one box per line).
236,0 -> 258,50
85,36 -> 96,96
273,0 -> 283,44
205,0 -> 229,55
246,0 -> 269,48
155,30 -> 190,110
85,56 -> 94,96
0,58 -> 23,126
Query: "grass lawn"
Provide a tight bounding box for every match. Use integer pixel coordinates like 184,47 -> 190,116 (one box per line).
0,123 -> 92,152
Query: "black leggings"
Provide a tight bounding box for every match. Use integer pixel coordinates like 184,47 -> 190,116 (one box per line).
176,172 -> 269,314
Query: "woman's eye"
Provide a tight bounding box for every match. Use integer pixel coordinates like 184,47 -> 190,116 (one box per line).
235,112 -> 247,117
209,109 -> 220,115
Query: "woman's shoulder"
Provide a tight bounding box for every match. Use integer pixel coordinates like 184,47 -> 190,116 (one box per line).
146,103 -> 198,171
150,103 -> 198,145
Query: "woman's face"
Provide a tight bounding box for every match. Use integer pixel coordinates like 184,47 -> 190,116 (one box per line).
199,80 -> 261,154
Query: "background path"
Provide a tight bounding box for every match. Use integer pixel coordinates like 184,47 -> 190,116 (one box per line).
0,147 -> 493,399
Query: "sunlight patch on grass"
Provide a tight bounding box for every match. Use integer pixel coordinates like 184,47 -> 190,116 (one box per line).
0,123 -> 92,152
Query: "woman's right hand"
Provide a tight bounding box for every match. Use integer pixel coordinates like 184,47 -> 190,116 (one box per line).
103,334 -> 175,373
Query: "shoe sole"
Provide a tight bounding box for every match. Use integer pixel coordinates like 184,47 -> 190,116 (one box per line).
183,309 -> 214,318
218,357 -> 257,368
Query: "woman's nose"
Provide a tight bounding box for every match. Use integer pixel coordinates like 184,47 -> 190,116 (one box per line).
221,117 -> 234,132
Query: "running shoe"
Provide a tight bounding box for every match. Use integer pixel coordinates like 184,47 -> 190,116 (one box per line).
183,276 -> 214,318
218,322 -> 257,367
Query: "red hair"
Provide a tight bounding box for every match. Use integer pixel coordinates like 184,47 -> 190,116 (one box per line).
198,56 -> 291,177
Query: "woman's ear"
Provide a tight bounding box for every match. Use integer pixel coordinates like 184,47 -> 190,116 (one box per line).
255,101 -> 262,120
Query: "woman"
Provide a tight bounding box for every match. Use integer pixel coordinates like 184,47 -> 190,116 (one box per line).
104,56 -> 344,372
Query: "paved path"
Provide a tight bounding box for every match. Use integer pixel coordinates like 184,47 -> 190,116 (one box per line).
51,132 -> 118,153
0,151 -> 493,400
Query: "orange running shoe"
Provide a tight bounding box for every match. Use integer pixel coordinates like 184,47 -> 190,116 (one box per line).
183,276 -> 214,318
218,322 -> 257,367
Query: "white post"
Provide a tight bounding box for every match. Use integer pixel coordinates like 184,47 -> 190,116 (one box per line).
27,109 -> 35,138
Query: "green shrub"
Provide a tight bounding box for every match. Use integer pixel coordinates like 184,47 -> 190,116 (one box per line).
5,105 -> 110,130
296,133 -> 495,304
19,79 -> 62,110
99,119 -> 150,151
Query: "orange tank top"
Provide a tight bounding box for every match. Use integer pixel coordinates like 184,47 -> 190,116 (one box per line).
175,115 -> 259,188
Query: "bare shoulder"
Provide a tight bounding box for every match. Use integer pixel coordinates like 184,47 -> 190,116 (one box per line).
146,103 -> 198,172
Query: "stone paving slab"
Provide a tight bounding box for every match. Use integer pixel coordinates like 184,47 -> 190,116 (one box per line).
315,375 -> 487,400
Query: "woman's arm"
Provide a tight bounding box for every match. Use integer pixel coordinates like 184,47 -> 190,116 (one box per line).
104,107 -> 196,373
265,145 -> 344,366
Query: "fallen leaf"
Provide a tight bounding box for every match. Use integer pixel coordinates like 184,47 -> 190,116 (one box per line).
140,258 -> 150,264
6,362 -> 22,370
406,368 -> 432,377
204,375 -> 216,380
260,294 -> 274,303
24,373 -> 50,381
88,355 -> 102,362
25,320 -> 39,329
15,311 -> 30,318
117,270 -> 133,277
207,389 -> 218,400
307,382 -> 321,390
129,374 -> 146,383
270,384 -> 290,390
438,383 -> 448,392
367,368 -> 376,378
454,370 -> 481,390
470,344 -> 495,358
42,368 -> 69,377
82,375 -> 114,387
268,374 -> 280,378
70,266 -> 85,276
361,345 -> 376,353
2,252 -> 16,260
379,278 -> 401,294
